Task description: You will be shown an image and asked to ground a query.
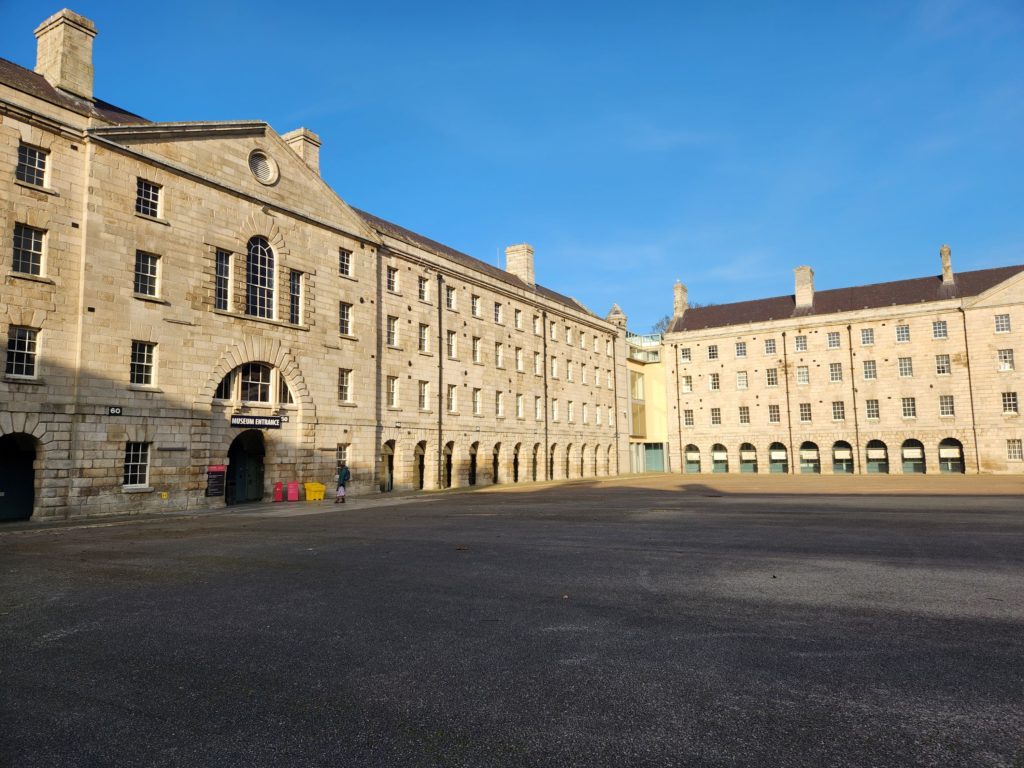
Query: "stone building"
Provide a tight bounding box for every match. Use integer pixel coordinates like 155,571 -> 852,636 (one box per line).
0,9 -> 628,521
662,251 -> 1024,475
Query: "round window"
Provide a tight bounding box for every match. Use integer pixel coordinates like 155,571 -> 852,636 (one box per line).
248,150 -> 279,185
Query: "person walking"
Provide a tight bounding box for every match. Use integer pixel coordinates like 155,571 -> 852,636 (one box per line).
335,461 -> 351,503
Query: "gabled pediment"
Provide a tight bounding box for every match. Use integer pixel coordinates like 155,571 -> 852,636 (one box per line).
963,268 -> 1024,309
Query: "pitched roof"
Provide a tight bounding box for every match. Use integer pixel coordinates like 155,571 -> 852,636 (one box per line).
670,265 -> 1024,333
353,208 -> 597,317
0,56 -> 146,125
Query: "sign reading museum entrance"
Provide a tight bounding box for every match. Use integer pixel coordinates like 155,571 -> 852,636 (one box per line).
230,414 -> 282,429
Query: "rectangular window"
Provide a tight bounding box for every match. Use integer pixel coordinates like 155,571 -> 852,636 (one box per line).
935,354 -> 951,375
580,363 -> 587,383
418,380 -> 429,410
446,330 -> 457,358
683,409 -> 695,426
417,276 -> 428,302
995,314 -> 1011,333
337,369 -> 351,402
707,344 -> 718,360
799,402 -> 812,422
552,399 -> 559,421
735,341 -> 747,358
827,331 -> 841,349
739,406 -> 750,424
832,401 -> 845,421
418,323 -> 430,353
494,302 -> 503,324
534,351 -> 542,375
681,375 -> 693,393
866,399 -> 880,419
567,401 -> 574,422
794,335 -> 807,352
550,321 -> 558,340
939,395 -> 955,416
1008,439 -> 1023,461
513,347 -> 523,372
16,144 -> 47,187
533,315 -> 541,335
445,285 -> 456,310
764,338 -> 777,355
766,368 -> 779,387
288,270 -> 302,324
535,396 -> 543,420
133,250 -> 159,297
998,349 -> 1015,371
471,295 -> 480,317
514,308 -> 522,329
680,347 -> 691,363
386,316 -> 398,347
902,397 -> 917,418
472,337 -> 481,363
736,371 -> 748,390
495,343 -> 504,368
565,327 -> 573,345
861,328 -> 875,346
579,332 -> 586,350
552,358 -> 559,378
240,364 -> 271,402
896,324 -> 910,343
863,360 -> 877,380
829,362 -> 843,382
796,365 -> 809,385
566,362 -> 573,382
447,384 -> 457,412
386,376 -> 398,407
898,357 -> 913,377
215,249 -> 231,311
135,178 -> 160,218
338,302 -> 352,335
710,407 -> 721,425
338,248 -> 352,276
12,223 -> 44,276
932,320 -> 948,339
386,266 -> 398,293
606,339 -> 613,356
709,372 -> 720,391
130,341 -> 155,385
768,404 -> 781,423
5,326 -> 38,377
123,442 -> 150,487
517,394 -> 524,418
1002,392 -> 1019,414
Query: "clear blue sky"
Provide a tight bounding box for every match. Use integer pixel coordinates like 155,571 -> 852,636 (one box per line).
4,1 -> 1023,331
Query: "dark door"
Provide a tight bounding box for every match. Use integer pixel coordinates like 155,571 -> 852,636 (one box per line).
0,434 -> 35,521
468,454 -> 477,486
513,453 -> 519,483
226,430 -> 264,505
417,453 -> 425,489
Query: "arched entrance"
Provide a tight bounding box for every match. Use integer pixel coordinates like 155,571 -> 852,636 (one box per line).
512,443 -> 521,483
380,440 -> 395,491
939,438 -> 965,474
684,444 -> 701,473
443,441 -> 454,488
592,445 -> 599,477
832,441 -> 854,474
711,443 -> 729,473
532,443 -> 540,481
769,442 -> 788,473
580,444 -> 588,477
799,442 -> 821,474
414,441 -> 427,489
0,433 -> 37,521
607,445 -> 614,476
226,430 -> 265,505
468,442 -> 478,486
866,440 -> 889,474
492,443 -> 501,484
739,443 -> 758,473
564,444 -> 573,479
549,444 -> 557,480
901,439 -> 926,474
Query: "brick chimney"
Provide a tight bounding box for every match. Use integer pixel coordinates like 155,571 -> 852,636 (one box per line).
940,244 -> 954,285
35,9 -> 97,101
673,281 -> 688,318
505,243 -> 535,287
282,128 -> 321,175
794,265 -> 814,309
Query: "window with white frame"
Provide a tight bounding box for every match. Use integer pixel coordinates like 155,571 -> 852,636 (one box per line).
737,371 -> 748,390
339,302 -> 352,335
239,363 -> 273,402
336,443 -> 349,466
901,397 -> 917,418
606,339 -> 613,356
739,406 -> 750,424
446,330 -> 457,358
288,270 -> 302,324
495,342 -> 504,368
552,399 -> 559,421
12,223 -> 44,276
932,320 -> 948,339
551,358 -> 558,378
534,351 -> 542,375
215,249 -> 231,310
445,285 -> 456,310
863,360 -> 877,380
567,400 -> 574,422
447,384 -> 457,412
607,370 -> 613,388
998,349 -> 1015,371
386,266 -> 399,293
866,399 -> 880,419
472,337 -> 481,363
582,402 -> 588,423
134,250 -> 160,297
707,344 -> 719,360
494,302 -> 503,324
861,328 -> 874,345
418,380 -> 429,410
681,375 -> 693,393
16,144 -> 47,187
130,341 -> 156,386
418,324 -> 430,353
832,401 -> 845,421
939,395 -> 955,416
995,314 -> 1011,333
515,347 -> 523,371
135,178 -> 161,218
566,361 -> 573,381
472,388 -> 482,415
533,315 -> 541,335
764,338 -> 777,355
535,396 -> 543,420
245,237 -> 274,317
794,335 -> 807,352
5,326 -> 38,378
338,248 -> 352,276
580,364 -> 587,384
1008,439 -> 1023,461
829,362 -> 843,382
514,308 -> 522,329
123,442 -> 150,487
1002,392 -> 1019,414
496,391 -> 505,417
386,376 -> 399,407
896,324 -> 910,343
565,327 -> 573,345
710,407 -> 721,425
517,394 -> 524,418
418,276 -> 429,302
766,368 -> 779,387
550,321 -> 557,340
935,354 -> 951,375
827,331 -> 841,349
768,404 -> 781,423
709,373 -> 720,391
799,402 -> 812,422
471,295 -> 480,317
680,347 -> 691,363
796,365 -> 809,385
898,357 -> 913,377
579,332 -> 586,349
337,369 -> 352,402
735,341 -> 747,358
684,409 -> 694,426
386,316 -> 399,347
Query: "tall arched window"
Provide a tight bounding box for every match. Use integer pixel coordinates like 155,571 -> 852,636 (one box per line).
246,236 -> 275,318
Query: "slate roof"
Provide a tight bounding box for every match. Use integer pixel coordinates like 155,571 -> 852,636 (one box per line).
0,57 -> 146,125
354,208 -> 597,317
671,265 -> 1024,333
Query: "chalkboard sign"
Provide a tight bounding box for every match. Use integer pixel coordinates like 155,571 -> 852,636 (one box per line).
205,465 -> 226,497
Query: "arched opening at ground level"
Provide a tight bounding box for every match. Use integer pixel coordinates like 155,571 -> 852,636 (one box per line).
799,442 -> 821,474
414,441 -> 427,490
711,444 -> 728,474
492,443 -> 501,485
684,444 -> 701,473
832,441 -> 854,474
901,439 -> 926,474
769,442 -> 788,473
227,430 -> 265,505
939,438 -> 965,474
468,442 -> 479,486
380,440 -> 395,492
443,442 -> 454,488
866,440 -> 889,474
0,433 -> 38,521
532,444 -> 540,482
512,443 -> 521,483
739,443 -> 757,474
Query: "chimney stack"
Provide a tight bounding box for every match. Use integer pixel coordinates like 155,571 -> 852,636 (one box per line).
673,281 -> 688,318
505,243 -> 535,287
35,9 -> 97,101
282,128 -> 322,175
940,244 -> 954,285
606,303 -> 627,329
794,265 -> 815,309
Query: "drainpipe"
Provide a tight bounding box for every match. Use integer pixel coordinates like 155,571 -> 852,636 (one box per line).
781,331 -> 795,473
846,325 -> 861,473
436,272 -> 445,488
959,307 -> 981,473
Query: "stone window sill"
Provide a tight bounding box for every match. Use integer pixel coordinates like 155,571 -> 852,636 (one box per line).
128,384 -> 163,393
122,486 -> 154,494
212,308 -> 308,332
15,179 -> 59,196
134,293 -> 170,305
3,375 -> 43,385
135,212 -> 170,226
7,272 -> 54,285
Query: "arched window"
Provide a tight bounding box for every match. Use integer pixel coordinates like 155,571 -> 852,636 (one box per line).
246,236 -> 275,318
213,362 -> 293,407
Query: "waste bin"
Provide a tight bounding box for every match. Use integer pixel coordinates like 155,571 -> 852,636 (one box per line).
273,481 -> 283,502
286,481 -> 300,501
304,482 -> 325,502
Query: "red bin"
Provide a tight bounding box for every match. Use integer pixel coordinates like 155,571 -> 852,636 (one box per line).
273,482 -> 283,502
287,481 -> 300,502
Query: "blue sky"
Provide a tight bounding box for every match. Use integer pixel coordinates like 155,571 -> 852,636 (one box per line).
4,1 -> 1023,331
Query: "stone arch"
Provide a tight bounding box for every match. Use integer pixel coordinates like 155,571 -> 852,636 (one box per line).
240,210 -> 290,259
0,411 -> 54,445
4,304 -> 50,329
200,340 -> 314,416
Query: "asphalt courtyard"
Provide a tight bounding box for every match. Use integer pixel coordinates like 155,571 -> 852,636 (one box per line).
2,475 -> 1023,767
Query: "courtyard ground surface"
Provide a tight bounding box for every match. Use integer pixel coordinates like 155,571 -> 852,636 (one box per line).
2,475 -> 1023,767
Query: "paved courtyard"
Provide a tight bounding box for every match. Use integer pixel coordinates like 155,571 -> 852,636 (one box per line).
2,476 -> 1023,767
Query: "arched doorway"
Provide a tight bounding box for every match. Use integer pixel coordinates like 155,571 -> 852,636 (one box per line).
592,445 -> 599,477
564,444 -> 573,479
800,442 -> 821,474
711,443 -> 729,473
739,443 -> 758,473
866,440 -> 889,474
0,433 -> 37,521
532,443 -> 540,481
769,442 -> 788,473
380,440 -> 395,491
833,441 -> 854,474
414,441 -> 427,489
548,444 -> 557,480
939,438 -> 965,474
492,443 -> 501,484
684,444 -> 701,473
901,439 -> 926,474
227,430 -> 265,505
580,444 -> 588,477
443,441 -> 454,488
607,445 -> 614,476
512,443 -> 521,483
468,442 -> 479,486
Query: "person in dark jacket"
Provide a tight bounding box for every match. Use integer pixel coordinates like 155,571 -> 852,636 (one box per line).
335,461 -> 351,503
